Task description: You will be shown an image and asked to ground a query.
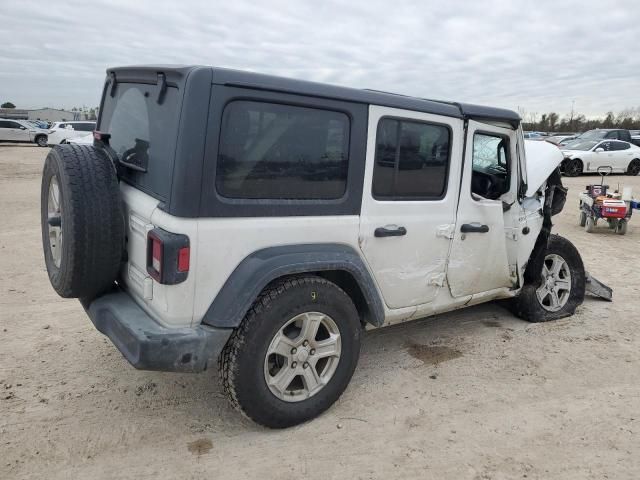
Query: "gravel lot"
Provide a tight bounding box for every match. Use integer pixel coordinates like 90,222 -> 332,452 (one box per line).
1,144 -> 639,479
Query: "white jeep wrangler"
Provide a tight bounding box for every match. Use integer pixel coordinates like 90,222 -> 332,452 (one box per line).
41,65 -> 588,428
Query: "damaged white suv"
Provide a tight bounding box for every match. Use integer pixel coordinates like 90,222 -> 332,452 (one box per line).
41,66 -> 592,428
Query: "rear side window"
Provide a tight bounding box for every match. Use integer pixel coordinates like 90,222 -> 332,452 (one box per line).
99,83 -> 180,200
611,141 -> 630,151
216,101 -> 350,200
372,118 -> 450,199
76,123 -> 95,132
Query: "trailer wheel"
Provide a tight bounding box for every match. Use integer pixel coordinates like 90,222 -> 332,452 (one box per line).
578,211 -> 586,227
616,219 -> 628,235
585,216 -> 595,233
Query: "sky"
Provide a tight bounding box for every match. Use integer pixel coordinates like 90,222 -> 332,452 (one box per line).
1,0 -> 639,119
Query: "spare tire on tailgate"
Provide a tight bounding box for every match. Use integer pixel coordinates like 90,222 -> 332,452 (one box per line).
41,145 -> 124,299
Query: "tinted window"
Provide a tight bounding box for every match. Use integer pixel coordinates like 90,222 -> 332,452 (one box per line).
372,118 -> 449,199
216,101 -> 349,200
598,142 -> 611,151
75,123 -> 95,132
611,141 -> 630,151
99,83 -> 180,200
57,123 -> 67,129
0,121 -> 11,128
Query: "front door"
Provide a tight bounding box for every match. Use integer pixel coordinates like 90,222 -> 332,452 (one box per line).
359,106 -> 463,309
447,120 -> 515,298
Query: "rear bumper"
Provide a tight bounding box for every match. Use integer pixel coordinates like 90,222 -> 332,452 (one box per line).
83,290 -> 232,373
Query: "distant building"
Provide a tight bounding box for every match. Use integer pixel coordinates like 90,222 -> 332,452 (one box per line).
0,107 -> 90,122
27,108 -> 82,122
0,108 -> 29,120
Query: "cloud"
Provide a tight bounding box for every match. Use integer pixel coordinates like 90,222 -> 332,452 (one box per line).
1,0 -> 639,117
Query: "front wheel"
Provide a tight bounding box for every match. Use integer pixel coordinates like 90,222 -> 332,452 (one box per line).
565,159 -> 583,177
219,275 -> 361,428
35,135 -> 48,147
579,210 -> 587,227
585,216 -> 595,233
511,235 -> 585,322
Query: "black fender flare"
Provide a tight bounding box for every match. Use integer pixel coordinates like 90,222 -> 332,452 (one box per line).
200,243 -> 385,329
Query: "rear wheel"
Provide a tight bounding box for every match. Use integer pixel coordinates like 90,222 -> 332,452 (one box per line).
616,219 -> 628,235
627,159 -> 640,176
219,275 -> 361,428
511,235 -> 585,322
565,159 -> 583,177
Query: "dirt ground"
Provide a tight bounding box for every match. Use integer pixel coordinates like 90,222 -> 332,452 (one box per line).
1,143 -> 639,480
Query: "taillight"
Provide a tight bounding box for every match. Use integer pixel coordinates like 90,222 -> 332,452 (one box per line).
147,228 -> 190,284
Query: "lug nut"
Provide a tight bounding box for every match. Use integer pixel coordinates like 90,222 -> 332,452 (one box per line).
291,362 -> 297,368
303,340 -> 309,347
303,362 -> 309,369
291,347 -> 297,354
310,349 -> 316,355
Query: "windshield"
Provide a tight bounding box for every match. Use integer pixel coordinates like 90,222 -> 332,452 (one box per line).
98,83 -> 180,201
578,130 -> 607,140
564,140 -> 599,151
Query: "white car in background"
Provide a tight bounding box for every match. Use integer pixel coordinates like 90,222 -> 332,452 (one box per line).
560,139 -> 640,176
68,133 -> 94,145
0,118 -> 49,147
47,121 -> 96,145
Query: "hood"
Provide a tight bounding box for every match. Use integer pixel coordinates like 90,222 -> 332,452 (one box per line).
524,139 -> 564,197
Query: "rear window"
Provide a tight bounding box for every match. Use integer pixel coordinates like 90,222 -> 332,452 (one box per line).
98,83 -> 180,200
216,100 -> 350,200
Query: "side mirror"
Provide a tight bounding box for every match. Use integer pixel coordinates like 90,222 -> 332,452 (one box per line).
595,147 -> 604,153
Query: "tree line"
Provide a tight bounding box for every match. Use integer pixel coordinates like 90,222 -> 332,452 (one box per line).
520,107 -> 640,133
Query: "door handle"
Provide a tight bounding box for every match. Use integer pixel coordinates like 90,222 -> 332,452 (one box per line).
460,223 -> 489,233
374,226 -> 407,237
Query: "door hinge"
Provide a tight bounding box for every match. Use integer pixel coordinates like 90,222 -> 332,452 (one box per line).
436,224 -> 455,239
428,272 -> 446,287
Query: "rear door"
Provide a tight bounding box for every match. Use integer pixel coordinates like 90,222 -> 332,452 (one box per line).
591,141 -> 612,171
358,106 -> 463,309
446,120 -> 515,297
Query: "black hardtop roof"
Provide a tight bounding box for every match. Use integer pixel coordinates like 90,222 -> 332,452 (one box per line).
107,65 -> 521,127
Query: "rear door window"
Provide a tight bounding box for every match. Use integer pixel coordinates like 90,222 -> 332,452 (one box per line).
99,83 -> 180,200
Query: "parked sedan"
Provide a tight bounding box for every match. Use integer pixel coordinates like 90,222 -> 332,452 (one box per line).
47,121 -> 96,145
0,118 -> 48,146
560,139 -> 640,176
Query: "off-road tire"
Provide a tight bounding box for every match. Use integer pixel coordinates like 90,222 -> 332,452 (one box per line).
35,135 -> 48,147
626,159 -> 640,176
219,275 -> 361,428
41,145 -> 124,298
511,234 -> 585,323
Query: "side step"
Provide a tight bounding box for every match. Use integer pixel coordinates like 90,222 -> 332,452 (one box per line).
585,272 -> 613,301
